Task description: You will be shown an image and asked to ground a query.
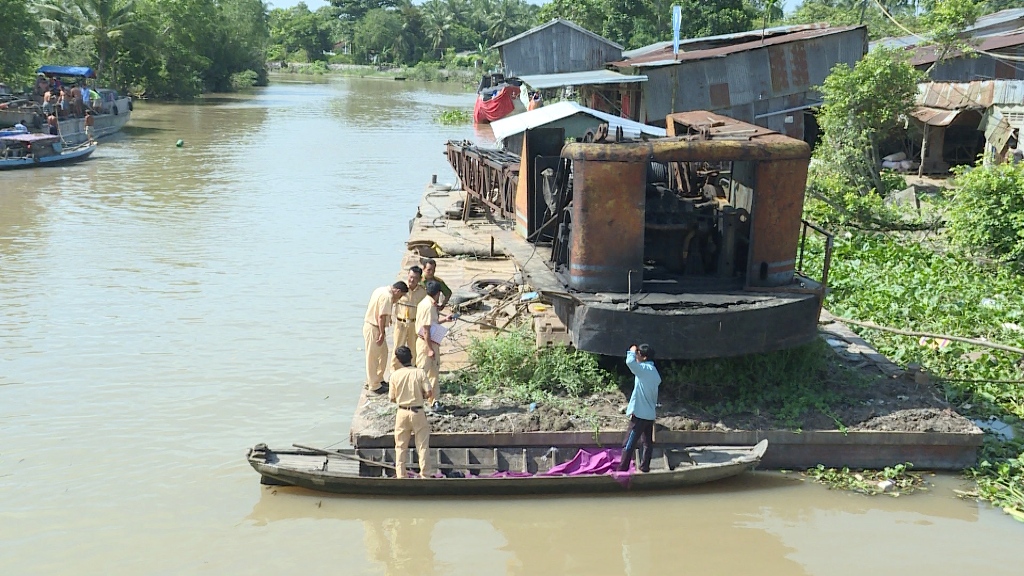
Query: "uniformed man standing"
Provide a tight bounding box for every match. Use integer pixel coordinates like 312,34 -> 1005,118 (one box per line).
415,281 -> 454,403
391,266 -> 426,371
388,346 -> 434,479
421,259 -> 452,310
364,281 -> 409,394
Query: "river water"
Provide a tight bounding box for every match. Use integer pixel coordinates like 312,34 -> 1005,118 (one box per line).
0,78 -> 1020,574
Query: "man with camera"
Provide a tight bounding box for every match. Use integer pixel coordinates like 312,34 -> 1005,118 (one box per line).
617,344 -> 662,473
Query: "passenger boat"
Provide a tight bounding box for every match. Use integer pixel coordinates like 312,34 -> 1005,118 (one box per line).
246,440 -> 767,496
0,65 -> 131,146
0,133 -> 97,170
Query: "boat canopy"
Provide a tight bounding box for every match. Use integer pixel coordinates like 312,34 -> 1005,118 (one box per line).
36,65 -> 96,78
1,133 -> 61,144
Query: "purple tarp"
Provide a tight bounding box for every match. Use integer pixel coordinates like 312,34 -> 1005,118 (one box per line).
483,448 -> 635,487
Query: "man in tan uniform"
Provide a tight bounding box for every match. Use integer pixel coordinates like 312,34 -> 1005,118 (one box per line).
388,346 -> 433,479
391,266 -> 426,371
415,281 -> 454,404
422,259 -> 452,310
364,281 -> 409,394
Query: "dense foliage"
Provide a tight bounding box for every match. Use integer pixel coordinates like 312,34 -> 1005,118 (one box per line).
809,48 -> 923,222
946,163 -> 1024,267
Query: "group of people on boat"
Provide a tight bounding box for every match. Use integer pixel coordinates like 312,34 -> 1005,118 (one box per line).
31,74 -> 99,139
364,260 -> 662,479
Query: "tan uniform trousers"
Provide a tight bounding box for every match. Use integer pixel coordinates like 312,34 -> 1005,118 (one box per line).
394,408 -> 431,478
391,320 -> 418,371
363,323 -> 388,389
415,338 -> 440,398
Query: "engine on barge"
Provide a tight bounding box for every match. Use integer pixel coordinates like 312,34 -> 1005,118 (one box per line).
445,111 -> 832,359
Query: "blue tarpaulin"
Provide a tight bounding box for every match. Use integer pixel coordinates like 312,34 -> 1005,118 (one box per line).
36,65 -> 96,78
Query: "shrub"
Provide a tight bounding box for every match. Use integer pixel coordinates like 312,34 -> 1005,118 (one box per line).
946,163 -> 1024,266
450,325 -> 616,400
229,70 -> 259,90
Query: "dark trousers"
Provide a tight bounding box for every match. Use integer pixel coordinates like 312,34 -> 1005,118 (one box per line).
618,415 -> 654,472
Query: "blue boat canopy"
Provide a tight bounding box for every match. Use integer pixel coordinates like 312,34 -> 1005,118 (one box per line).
36,65 -> 96,78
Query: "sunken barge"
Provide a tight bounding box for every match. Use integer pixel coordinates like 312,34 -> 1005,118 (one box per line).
446,111 -> 832,359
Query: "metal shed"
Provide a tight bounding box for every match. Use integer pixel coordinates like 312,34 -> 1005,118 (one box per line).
610,26 -> 867,140
493,19 -> 623,77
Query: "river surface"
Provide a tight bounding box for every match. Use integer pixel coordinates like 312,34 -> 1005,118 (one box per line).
1,78 -> 1020,574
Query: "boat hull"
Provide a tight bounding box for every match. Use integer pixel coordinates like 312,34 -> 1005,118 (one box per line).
247,441 -> 767,496
0,98 -> 131,145
0,141 -> 96,170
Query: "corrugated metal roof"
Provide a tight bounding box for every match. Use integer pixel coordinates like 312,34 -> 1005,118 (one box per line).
492,18 -> 622,50
519,70 -> 648,90
873,8 -> 1024,51
917,80 -> 1024,108
911,107 -> 964,126
621,23 -> 831,60
911,31 -> 1024,66
611,26 -> 864,68
490,101 -> 666,143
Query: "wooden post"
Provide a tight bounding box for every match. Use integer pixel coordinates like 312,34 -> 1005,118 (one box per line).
918,124 -> 928,177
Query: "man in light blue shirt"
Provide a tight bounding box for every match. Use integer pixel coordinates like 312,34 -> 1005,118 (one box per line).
617,344 -> 661,472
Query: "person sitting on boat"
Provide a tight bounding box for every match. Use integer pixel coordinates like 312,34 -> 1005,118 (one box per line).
388,345 -> 434,479
13,121 -> 28,134
46,114 -> 59,136
617,344 -> 662,473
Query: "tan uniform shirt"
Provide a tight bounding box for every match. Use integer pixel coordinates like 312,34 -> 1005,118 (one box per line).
415,297 -> 438,343
394,284 -> 426,321
388,366 -> 432,407
364,286 -> 392,328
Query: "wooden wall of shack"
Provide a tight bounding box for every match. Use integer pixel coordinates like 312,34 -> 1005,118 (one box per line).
498,22 -> 623,77
628,27 -> 867,140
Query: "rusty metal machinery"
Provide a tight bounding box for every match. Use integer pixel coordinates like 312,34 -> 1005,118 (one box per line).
445,141 -> 519,220
444,112 -> 834,359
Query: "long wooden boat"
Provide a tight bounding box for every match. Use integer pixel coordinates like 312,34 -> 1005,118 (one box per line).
246,440 -> 768,496
0,133 -> 96,170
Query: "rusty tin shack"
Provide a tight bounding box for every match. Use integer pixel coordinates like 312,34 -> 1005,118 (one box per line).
446,111 -> 831,359
609,25 -> 867,140
493,19 -> 623,77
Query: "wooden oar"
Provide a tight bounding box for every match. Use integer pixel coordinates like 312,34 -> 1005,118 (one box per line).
292,444 -> 421,478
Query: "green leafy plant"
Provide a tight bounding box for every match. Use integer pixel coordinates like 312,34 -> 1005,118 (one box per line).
946,163 -> 1024,268
805,462 -> 927,496
435,109 -> 471,125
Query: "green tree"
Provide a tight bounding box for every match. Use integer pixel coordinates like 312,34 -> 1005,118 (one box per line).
813,47 -> 923,198
270,3 -> 333,61
353,7 -> 403,63
920,0 -> 981,71
36,0 -> 139,79
787,0 -> 917,40
0,0 -> 42,83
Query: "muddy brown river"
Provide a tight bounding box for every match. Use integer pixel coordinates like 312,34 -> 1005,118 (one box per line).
1,78 -> 1020,574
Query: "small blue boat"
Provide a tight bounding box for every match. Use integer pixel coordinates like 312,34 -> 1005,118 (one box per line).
0,133 -> 96,170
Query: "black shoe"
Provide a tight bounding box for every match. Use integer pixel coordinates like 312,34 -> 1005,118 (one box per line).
374,382 -> 389,394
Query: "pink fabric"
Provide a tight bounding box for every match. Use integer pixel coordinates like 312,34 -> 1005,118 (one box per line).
486,448 -> 634,486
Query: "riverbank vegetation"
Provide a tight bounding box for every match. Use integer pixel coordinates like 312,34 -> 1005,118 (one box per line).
802,46 -> 1023,518
2,0 -> 1014,98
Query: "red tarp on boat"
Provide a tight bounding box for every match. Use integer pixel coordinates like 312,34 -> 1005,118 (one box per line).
473,85 -> 521,124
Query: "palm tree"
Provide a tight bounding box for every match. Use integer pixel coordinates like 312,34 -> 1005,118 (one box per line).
421,0 -> 453,57
486,0 -> 524,46
35,0 -> 138,78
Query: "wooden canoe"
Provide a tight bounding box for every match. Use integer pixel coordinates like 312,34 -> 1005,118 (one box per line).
246,440 -> 768,496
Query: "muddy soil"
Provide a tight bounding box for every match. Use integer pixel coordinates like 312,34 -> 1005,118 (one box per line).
355,345 -> 979,437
